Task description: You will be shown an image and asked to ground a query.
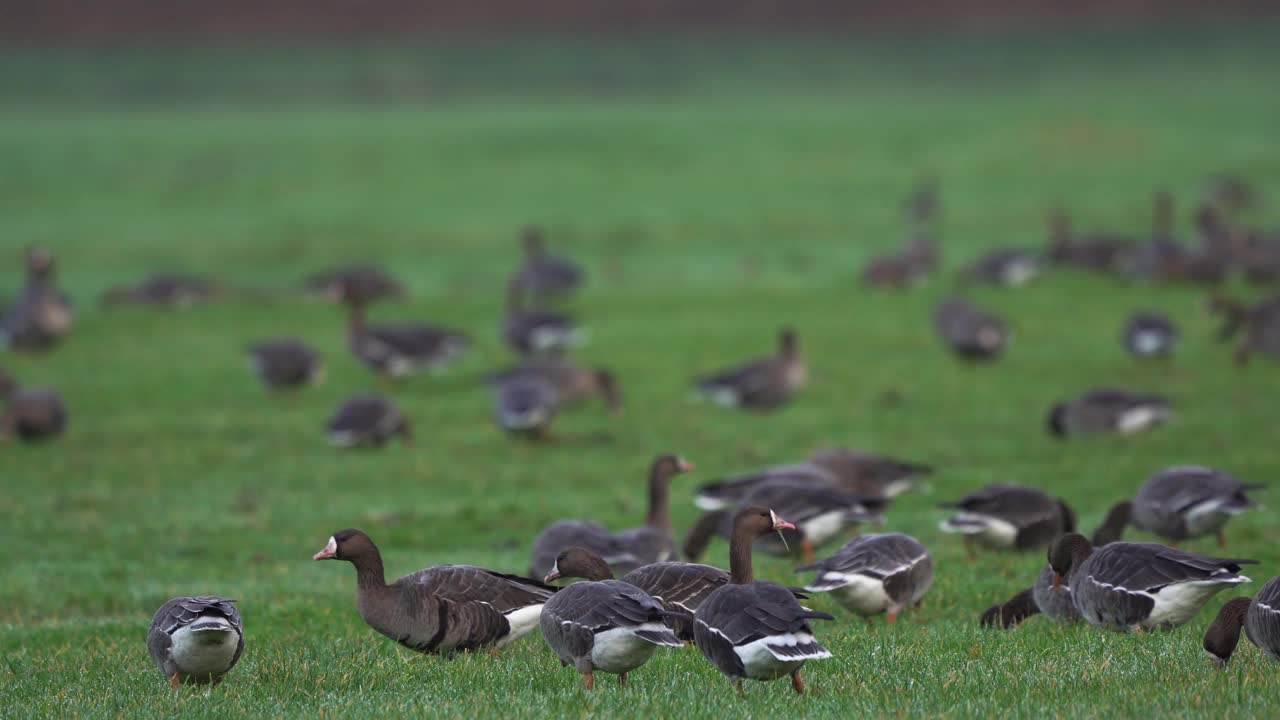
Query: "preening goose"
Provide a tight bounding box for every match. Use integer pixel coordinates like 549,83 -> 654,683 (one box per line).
0,247 -> 73,352
1048,533 -> 1255,631
1128,466 -> 1263,547
0,384 -> 67,442
511,226 -> 585,303
694,506 -> 834,695
326,394 -> 410,448
1203,577 -> 1280,668
1122,312 -> 1178,359
147,596 -> 244,693
528,454 -> 694,578
1047,387 -> 1171,438
248,338 -> 323,390
797,533 -> 933,623
345,297 -> 469,379
692,327 -> 806,411
938,484 -> 1075,557
313,529 -> 555,654
933,297 -> 1009,361
541,547 -> 683,689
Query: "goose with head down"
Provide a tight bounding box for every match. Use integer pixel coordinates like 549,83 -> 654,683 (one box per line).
147,596 -> 244,694
344,296 -> 469,379
938,483 -> 1075,558
1128,465 -> 1263,548
1122,312 -> 1178,359
489,359 -> 619,439
933,296 -> 1009,361
248,338 -> 323,390
1,380 -> 67,443
797,533 -> 933,623
326,394 -> 410,448
1203,577 -> 1280,669
1047,387 -> 1171,438
692,328 -> 806,411
502,276 -> 582,356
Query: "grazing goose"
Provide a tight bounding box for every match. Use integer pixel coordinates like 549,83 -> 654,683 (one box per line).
248,339 -> 323,390
1048,533 -> 1255,631
326,394 -> 410,448
100,273 -> 221,310
511,226 -> 585,303
1203,577 -> 1280,668
960,248 -> 1043,287
1,385 -> 68,442
1,247 -> 73,352
1128,466 -> 1263,548
1210,294 -> 1280,366
938,484 -> 1075,557
305,264 -> 407,305
489,358 -> 620,411
528,454 -> 694,578
1131,191 -> 1189,281
1047,387 -> 1171,438
313,529 -> 555,654
1044,210 -> 1135,275
1201,174 -> 1260,215
345,297 -> 469,379
692,462 -> 841,512
692,327 -> 806,410
541,547 -> 683,689
147,596 -> 244,693
1122,312 -> 1178,359
933,297 -> 1009,361
797,533 -> 933,622
694,506 -> 834,695
806,448 -> 932,498
981,501 -> 1131,629
492,370 -> 560,439
503,278 -> 582,356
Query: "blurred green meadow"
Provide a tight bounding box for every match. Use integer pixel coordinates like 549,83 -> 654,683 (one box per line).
2,27 -> 1280,718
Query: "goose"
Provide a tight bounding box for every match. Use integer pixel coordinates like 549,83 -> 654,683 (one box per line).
248,339 -> 323,390
981,500 -> 1131,629
345,297 -> 469,379
694,506 -> 834,695
313,529 -> 555,654
1128,466 -> 1263,548
1130,191 -> 1189,281
540,547 -> 684,689
1047,387 -> 1171,438
147,596 -> 244,693
488,358 -> 620,411
1122,312 -> 1178,359
1201,174 -> 1259,215
99,273 -> 222,310
305,264 -> 407,305
692,462 -> 841,512
933,297 -> 1009,361
797,533 -> 933,623
1,247 -> 74,352
692,327 -> 806,410
1210,293 -> 1280,366
511,226 -> 584,303
1203,577 -> 1280,668
528,454 -> 694,578
1,385 -> 68,442
492,370 -> 560,439
1048,533 -> 1255,631
326,394 -> 410,448
806,448 -> 932,499
1044,210 -> 1135,275
502,277 -> 582,356
938,484 -> 1075,557
1240,233 -> 1280,285
960,248 -> 1043,287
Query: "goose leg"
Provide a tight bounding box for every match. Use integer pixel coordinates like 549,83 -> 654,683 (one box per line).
618,673 -> 627,687
169,672 -> 180,695
584,672 -> 594,691
734,679 -> 744,696
1217,530 -> 1227,549
914,599 -> 923,609
790,669 -> 804,695
886,612 -> 898,624
801,540 -> 815,565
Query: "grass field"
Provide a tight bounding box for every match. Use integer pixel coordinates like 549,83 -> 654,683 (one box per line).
3,27 -> 1280,718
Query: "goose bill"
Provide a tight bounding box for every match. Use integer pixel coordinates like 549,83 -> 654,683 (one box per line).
313,536 -> 337,560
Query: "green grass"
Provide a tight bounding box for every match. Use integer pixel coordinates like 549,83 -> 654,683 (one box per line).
3,27 -> 1280,718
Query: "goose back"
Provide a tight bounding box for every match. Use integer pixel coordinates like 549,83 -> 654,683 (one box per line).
1131,466 -> 1260,542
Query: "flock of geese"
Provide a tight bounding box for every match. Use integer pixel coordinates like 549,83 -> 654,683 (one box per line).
5,177 -> 1280,699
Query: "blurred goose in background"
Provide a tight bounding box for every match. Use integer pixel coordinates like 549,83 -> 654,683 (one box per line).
0,380 -> 67,442
489,359 -> 620,438
692,327 -> 806,410
1047,387 -> 1171,438
1044,210 -> 1134,275
489,358 -> 620,411
1203,577 -> 1280,669
326,394 -> 410,448
1210,293 -> 1280,366
1239,231 -> 1280,285
692,462 -> 841,512
528,455 -> 695,579
304,264 -> 407,305
99,273 -> 222,310
1125,466 -> 1263,548
1,247 -> 73,352
1201,174 -> 1260,216
345,296 -> 469,379
933,296 -> 1009,361
541,547 -> 684,690
502,276 -> 582,356
248,338 -> 323,390
1122,311 -> 1178,359
511,226 -> 584,303
1132,191 -> 1189,282
960,248 -> 1043,287
313,529 -> 555,654
1048,533 -> 1255,631
147,596 -> 244,694
693,449 -> 929,512
797,533 -> 933,623
938,484 -> 1075,557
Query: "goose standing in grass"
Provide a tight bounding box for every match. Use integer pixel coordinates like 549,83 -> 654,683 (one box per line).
489,359 -> 620,439
147,596 -> 244,693
1203,577 -> 1280,668
806,448 -> 932,498
1,247 -> 73,352
1122,312 -> 1178,359
305,264 -> 407,305
1048,533 -> 1255,631
938,484 -> 1075,557
692,327 -> 806,410
1127,466 -> 1263,548
528,454 -> 694,578
502,278 -> 582,356
489,358 -> 621,412
797,533 -> 933,623
1044,210 -> 1135,275
960,248 -> 1043,287
540,547 -> 684,689
0,382 -> 67,442
344,296 -> 469,379
1046,387 -> 1171,438
694,506 -> 834,695
99,273 -> 222,310
248,339 -> 323,390
1210,293 -> 1280,366
313,529 -> 555,654
511,226 -> 584,303
933,296 -> 1009,361
326,394 -> 410,448
691,461 -> 842,512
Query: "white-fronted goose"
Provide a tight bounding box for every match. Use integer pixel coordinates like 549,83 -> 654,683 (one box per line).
960,248 -> 1043,287
1122,312 -> 1178,359
345,298 -> 469,379
1,248 -> 73,352
100,273 -> 222,310
1210,293 -> 1280,366
147,596 -> 244,693
305,264 -> 407,305
492,370 -> 559,439
313,529 -> 555,654
540,547 -> 683,689
806,448 -> 932,498
1203,577 -> 1280,668
797,533 -> 933,622
692,462 -> 840,512
248,339 -> 323,390
489,358 -> 620,411
1049,534 -> 1254,631
503,278 -> 582,356
1201,174 -> 1259,215
1047,387 -> 1171,438
326,394 -> 410,448
692,328 -> 806,411
511,226 -> 585,303
528,454 -> 694,578
938,484 -> 1075,557
1,385 -> 67,442
1128,466 -> 1263,547
694,506 -> 834,695
933,297 -> 1008,361
1044,210 -> 1135,275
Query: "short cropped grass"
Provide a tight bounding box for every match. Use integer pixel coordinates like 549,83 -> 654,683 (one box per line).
2,27 -> 1280,719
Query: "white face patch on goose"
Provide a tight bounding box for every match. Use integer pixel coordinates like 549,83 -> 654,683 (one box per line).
313,536 -> 338,560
